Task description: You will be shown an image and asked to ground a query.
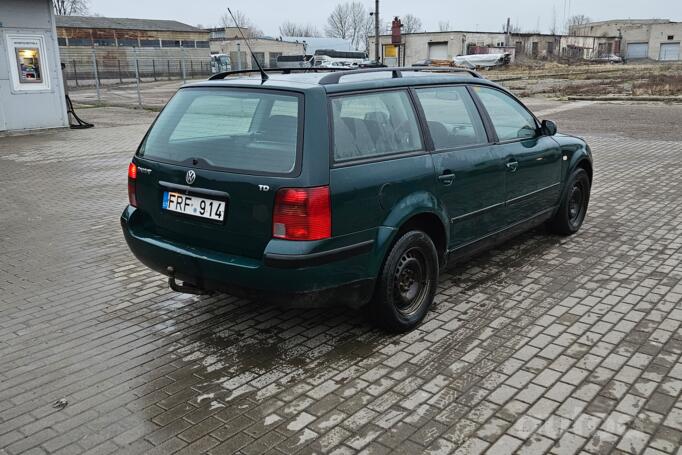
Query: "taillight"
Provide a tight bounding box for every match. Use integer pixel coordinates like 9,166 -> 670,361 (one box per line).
273,186 -> 331,241
127,162 -> 137,207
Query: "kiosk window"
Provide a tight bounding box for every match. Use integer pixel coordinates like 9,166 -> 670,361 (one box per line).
15,47 -> 42,83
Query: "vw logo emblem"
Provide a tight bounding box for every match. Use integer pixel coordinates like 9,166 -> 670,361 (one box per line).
185,170 -> 196,185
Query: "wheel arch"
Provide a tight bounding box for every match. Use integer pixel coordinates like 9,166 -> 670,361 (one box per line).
576,157 -> 593,184
378,192 -> 449,270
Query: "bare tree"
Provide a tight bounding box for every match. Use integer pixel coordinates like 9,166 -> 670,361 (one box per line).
220,10 -> 263,38
401,14 -> 423,34
566,14 -> 591,35
437,21 -> 451,32
356,14 -> 374,52
280,21 -> 321,37
349,2 -> 373,50
326,2 -> 372,51
325,3 -> 353,39
53,0 -> 90,16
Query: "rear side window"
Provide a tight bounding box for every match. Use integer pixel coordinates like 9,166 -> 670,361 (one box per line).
331,91 -> 423,162
473,86 -> 537,141
139,88 -> 301,175
415,86 -> 488,150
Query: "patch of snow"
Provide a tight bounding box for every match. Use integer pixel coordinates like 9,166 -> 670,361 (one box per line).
209,401 -> 225,410
264,414 -> 282,426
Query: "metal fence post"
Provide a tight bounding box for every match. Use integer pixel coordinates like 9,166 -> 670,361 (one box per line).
167,60 -> 171,80
236,43 -> 242,70
134,51 -> 142,108
181,47 -> 186,84
72,60 -> 79,87
91,47 -> 100,101
152,60 -> 157,81
117,59 -> 123,84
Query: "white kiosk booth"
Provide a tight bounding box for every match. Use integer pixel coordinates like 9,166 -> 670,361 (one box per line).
0,0 -> 68,133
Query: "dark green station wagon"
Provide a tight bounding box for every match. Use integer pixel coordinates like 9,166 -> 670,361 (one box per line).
122,67 -> 592,332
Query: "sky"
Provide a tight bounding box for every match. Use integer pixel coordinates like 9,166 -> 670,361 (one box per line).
88,0 -> 682,36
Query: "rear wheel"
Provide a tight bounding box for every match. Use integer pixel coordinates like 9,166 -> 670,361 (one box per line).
370,230 -> 438,332
548,168 -> 591,235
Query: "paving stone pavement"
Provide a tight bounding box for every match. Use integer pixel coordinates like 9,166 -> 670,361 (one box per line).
0,102 -> 681,455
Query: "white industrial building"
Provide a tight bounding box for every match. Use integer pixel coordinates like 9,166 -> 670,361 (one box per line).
370,18 -> 682,66
369,30 -> 621,66
0,0 -> 69,133
570,19 -> 682,61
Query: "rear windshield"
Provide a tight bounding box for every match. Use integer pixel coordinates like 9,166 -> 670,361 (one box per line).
138,88 -> 302,175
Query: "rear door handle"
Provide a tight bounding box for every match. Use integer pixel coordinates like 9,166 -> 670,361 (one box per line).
438,171 -> 455,185
506,161 -> 519,172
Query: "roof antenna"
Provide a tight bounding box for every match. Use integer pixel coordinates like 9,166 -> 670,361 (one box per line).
227,7 -> 268,83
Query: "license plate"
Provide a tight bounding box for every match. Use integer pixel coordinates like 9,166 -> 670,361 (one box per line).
162,191 -> 225,221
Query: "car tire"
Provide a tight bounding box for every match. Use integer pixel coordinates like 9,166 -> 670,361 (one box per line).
370,230 -> 439,333
548,168 -> 591,236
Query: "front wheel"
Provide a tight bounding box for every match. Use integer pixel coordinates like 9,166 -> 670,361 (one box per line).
370,230 -> 439,333
548,168 -> 591,235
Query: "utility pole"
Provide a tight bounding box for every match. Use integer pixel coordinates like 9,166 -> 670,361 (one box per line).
374,0 -> 379,63
505,17 -> 511,47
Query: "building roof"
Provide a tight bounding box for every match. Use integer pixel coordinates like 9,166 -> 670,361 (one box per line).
56,15 -> 202,32
580,19 -> 675,26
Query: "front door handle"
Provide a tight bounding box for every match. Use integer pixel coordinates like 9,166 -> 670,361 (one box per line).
506,161 -> 519,172
438,171 -> 456,186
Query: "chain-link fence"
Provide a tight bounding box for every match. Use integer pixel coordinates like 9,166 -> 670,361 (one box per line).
62,57 -> 212,89
62,48 -> 216,108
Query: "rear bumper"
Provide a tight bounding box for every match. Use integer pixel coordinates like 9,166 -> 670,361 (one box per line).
120,206 -> 379,306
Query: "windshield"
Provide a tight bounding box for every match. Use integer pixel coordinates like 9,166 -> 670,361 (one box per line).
138,88 -> 302,175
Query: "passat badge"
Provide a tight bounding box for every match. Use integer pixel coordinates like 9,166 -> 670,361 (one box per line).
185,170 -> 196,185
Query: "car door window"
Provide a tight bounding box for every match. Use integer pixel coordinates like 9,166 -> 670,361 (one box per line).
415,86 -> 488,150
473,86 -> 538,141
331,91 -> 423,162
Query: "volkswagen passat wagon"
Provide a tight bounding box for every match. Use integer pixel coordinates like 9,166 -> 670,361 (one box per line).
122,67 -> 592,332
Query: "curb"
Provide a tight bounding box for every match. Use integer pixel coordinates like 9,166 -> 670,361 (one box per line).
566,95 -> 682,102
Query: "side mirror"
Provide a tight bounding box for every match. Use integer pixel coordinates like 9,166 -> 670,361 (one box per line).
542,120 -> 557,136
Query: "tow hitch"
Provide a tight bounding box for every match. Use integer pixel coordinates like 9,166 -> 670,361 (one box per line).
166,266 -> 212,295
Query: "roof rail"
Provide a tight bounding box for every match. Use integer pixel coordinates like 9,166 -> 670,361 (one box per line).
207,66 -> 482,84
317,67 -> 482,85
208,67 -> 347,80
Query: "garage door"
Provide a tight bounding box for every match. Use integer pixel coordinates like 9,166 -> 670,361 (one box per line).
659,43 -> 681,61
627,43 -> 648,59
428,42 -> 448,60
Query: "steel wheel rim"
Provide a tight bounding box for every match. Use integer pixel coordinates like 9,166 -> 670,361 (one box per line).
568,181 -> 586,226
393,247 -> 430,316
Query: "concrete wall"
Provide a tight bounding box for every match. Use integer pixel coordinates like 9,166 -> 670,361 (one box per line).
209,39 -> 304,69
58,46 -> 212,84
0,0 -> 68,132
57,27 -> 208,44
59,46 -> 210,63
55,27 -> 212,81
559,36 -> 620,59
